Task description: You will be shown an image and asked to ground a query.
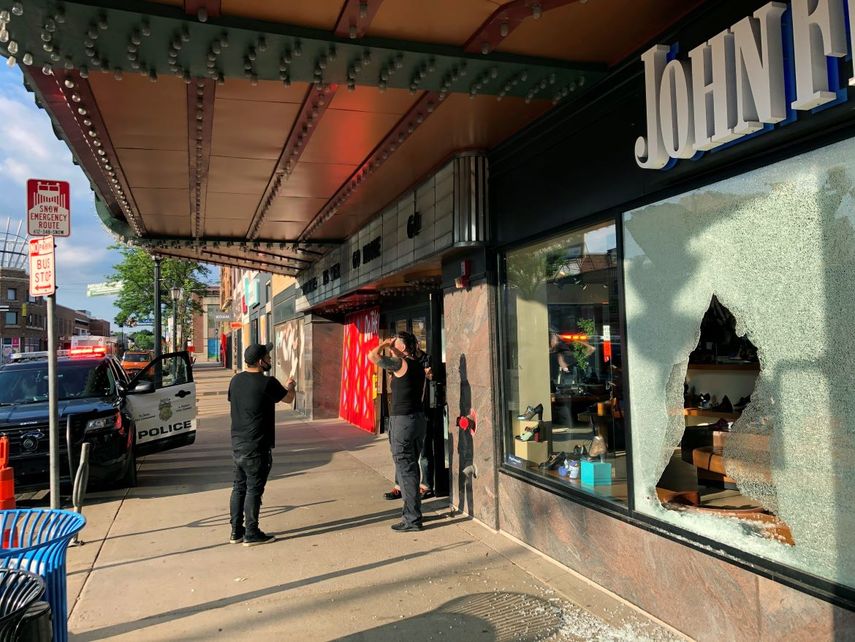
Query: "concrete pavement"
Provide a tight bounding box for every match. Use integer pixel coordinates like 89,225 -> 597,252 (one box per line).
61,364 -> 691,641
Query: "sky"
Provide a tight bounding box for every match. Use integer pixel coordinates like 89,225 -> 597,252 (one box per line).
0,63 -> 124,326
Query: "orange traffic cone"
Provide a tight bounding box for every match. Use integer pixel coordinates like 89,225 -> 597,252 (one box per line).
0,437 -> 18,548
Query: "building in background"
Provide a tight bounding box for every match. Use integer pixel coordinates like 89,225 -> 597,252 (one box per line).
191,285 -> 221,362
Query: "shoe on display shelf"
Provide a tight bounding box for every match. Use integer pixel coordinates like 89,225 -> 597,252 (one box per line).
517,403 -> 544,421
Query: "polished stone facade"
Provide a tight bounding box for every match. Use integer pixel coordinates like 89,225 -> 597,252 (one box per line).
497,473 -> 855,640
444,280 -> 499,529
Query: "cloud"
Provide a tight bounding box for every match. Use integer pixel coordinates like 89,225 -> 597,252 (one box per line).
55,238 -> 109,269
0,65 -> 126,327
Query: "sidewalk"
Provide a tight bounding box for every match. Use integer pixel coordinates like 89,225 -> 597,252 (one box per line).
65,365 -> 692,641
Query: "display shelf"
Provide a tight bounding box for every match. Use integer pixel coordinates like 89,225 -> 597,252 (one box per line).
687,363 -> 760,371
513,438 -> 549,464
684,407 -> 740,421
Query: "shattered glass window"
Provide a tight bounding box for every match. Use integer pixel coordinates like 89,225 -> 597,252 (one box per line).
623,136 -> 855,587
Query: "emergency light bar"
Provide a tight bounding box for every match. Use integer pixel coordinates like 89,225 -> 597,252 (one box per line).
559,334 -> 589,342
68,347 -> 106,357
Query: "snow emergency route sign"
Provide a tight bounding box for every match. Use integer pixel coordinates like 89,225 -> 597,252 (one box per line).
29,237 -> 56,297
27,179 -> 70,237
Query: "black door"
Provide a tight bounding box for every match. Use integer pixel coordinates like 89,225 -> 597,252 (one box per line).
382,294 -> 449,497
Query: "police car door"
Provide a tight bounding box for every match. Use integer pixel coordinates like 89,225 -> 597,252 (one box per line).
125,352 -> 197,456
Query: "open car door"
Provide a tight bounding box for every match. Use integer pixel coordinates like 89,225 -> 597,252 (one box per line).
125,351 -> 197,457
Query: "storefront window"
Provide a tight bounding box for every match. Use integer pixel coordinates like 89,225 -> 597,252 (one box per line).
623,135 -> 855,589
501,220 -> 626,506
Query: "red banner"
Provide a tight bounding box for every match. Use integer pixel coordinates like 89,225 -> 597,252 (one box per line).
339,308 -> 379,432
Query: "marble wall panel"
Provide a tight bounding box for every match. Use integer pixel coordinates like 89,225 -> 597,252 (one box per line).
499,473 -> 761,641
444,280 -> 499,529
498,473 -> 855,640
757,575 -> 855,641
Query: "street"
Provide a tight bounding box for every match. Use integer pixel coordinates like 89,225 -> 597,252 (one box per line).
51,364 -> 689,641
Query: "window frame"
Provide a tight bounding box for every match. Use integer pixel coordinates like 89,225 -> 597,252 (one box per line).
496,209 -> 634,516
4,311 -> 18,326
6,288 -> 16,301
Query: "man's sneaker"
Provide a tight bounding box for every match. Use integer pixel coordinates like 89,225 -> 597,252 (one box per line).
229,527 -> 245,544
391,521 -> 423,532
242,530 -> 276,546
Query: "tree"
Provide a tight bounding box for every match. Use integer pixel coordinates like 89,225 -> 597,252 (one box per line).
129,329 -> 154,350
108,245 -> 211,349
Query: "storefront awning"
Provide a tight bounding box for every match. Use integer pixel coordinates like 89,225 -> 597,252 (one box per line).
9,0 -> 700,273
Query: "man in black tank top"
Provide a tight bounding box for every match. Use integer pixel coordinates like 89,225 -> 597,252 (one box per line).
368,331 -> 426,531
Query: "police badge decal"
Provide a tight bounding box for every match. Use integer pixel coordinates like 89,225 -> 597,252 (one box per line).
159,398 -> 173,421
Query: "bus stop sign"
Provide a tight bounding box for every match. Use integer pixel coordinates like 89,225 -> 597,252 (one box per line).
29,236 -> 56,297
27,179 -> 70,237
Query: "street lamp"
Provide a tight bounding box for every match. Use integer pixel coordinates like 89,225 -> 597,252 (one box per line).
170,286 -> 183,352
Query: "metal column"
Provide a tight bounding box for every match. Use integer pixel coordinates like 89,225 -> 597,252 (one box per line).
154,256 -> 162,360
47,293 -> 59,509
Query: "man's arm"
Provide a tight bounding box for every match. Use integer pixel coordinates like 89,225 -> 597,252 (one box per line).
368,339 -> 404,373
268,377 -> 296,403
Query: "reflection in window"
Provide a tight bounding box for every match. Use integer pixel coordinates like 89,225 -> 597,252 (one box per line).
624,136 -> 855,589
502,221 -> 626,506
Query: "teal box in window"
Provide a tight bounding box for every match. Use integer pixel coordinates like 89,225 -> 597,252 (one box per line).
581,460 -> 612,486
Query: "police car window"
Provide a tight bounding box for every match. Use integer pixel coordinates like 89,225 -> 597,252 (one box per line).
59,363 -> 111,399
0,369 -> 47,404
138,355 -> 189,388
160,356 -> 189,387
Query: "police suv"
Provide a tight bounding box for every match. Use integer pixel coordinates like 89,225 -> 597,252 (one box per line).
0,348 -> 196,491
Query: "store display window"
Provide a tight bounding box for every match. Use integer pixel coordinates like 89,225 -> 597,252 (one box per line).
500,220 -> 626,506
623,135 -> 855,589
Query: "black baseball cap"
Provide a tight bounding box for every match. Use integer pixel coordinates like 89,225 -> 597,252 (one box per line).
244,342 -> 274,365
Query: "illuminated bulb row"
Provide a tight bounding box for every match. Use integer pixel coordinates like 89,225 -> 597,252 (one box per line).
496,69 -> 528,101
192,81 -> 208,238
407,57 -> 434,94
438,62 -> 467,100
62,78 -> 142,235
249,85 -> 332,239
303,96 -> 437,238
551,76 -> 585,105
312,44 -> 336,86
377,52 -> 404,92
469,66 -> 498,98
524,72 -> 557,104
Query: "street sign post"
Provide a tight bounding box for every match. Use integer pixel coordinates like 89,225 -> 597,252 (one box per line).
27,179 -> 70,237
27,178 -> 70,508
29,236 -> 59,507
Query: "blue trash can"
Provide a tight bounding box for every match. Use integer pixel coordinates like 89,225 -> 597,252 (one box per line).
0,509 -> 85,642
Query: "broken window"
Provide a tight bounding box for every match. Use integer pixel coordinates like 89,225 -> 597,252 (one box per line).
623,136 -> 855,588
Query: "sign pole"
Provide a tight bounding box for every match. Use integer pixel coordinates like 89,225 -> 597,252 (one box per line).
47,290 -> 59,509
26,178 -> 68,509
29,235 -> 59,507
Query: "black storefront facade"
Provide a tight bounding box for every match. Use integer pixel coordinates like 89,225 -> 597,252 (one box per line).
448,1 -> 855,639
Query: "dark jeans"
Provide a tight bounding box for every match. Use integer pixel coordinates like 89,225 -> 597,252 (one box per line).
393,419 -> 432,490
230,449 -> 272,535
390,413 -> 427,527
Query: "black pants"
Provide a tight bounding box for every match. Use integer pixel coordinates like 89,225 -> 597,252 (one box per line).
230,449 -> 272,535
390,413 -> 427,527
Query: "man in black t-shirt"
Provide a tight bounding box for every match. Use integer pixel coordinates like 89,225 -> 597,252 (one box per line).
228,342 -> 295,546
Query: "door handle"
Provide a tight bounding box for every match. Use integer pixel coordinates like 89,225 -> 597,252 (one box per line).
175,390 -> 191,398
